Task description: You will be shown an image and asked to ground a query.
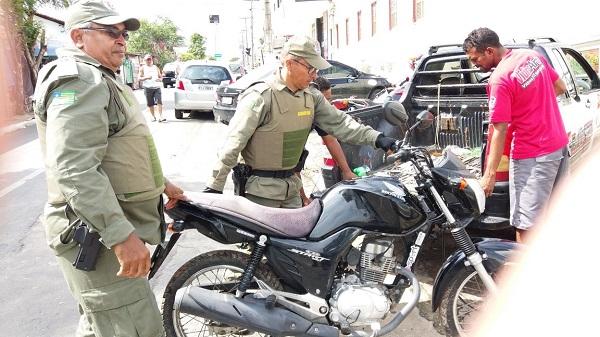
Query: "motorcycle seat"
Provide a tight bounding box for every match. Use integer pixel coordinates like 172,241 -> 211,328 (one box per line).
189,193 -> 322,238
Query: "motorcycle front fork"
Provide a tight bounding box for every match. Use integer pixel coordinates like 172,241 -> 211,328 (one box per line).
428,185 -> 498,294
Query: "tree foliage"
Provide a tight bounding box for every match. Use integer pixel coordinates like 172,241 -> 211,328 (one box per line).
11,0 -> 71,87
127,17 -> 184,68
179,52 -> 195,62
187,33 -> 206,60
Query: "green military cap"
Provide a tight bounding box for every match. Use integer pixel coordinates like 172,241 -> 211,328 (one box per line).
283,36 -> 331,70
65,0 -> 140,31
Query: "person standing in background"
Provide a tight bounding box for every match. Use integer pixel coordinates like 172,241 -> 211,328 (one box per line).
138,54 -> 165,122
122,54 -> 135,89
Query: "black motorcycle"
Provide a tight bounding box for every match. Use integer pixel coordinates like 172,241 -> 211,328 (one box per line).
149,108 -> 521,337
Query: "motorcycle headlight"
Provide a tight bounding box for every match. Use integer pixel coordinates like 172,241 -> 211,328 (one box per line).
464,178 -> 486,213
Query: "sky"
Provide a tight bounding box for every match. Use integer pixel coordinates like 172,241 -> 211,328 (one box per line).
39,0 -> 266,60
113,0 -> 266,59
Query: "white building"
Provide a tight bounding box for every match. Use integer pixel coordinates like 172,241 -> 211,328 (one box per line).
34,11 -> 70,61
269,0 -> 600,84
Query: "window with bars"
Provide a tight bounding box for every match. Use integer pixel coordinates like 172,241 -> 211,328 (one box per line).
357,11 -> 362,41
345,18 -> 349,45
389,0 -> 397,30
413,0 -> 424,22
371,2 -> 377,36
329,28 -> 333,46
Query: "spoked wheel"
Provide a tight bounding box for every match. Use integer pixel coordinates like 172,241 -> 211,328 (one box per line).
436,266 -> 499,337
162,250 -> 282,337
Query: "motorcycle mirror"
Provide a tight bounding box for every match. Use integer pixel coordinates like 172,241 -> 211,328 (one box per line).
416,110 -> 435,130
401,109 -> 435,146
383,101 -> 408,127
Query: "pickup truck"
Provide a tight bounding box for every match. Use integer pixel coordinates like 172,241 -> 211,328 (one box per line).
322,38 -> 600,230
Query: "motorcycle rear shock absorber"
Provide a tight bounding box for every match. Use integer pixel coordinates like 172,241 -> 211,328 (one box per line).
236,235 -> 268,298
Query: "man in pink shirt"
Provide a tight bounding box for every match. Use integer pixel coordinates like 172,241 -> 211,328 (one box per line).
463,28 -> 569,243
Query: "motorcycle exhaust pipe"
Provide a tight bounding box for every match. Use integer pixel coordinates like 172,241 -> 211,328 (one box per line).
175,286 -> 338,337
373,267 -> 421,337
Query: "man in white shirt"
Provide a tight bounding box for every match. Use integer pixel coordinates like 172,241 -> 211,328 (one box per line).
138,54 -> 165,122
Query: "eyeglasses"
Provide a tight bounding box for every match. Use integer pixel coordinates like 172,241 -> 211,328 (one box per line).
292,59 -> 317,75
82,27 -> 129,40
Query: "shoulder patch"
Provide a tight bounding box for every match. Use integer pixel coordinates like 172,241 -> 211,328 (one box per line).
246,81 -> 270,94
54,57 -> 80,79
49,90 -> 78,107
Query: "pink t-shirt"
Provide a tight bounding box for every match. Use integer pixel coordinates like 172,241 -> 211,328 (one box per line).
487,49 -> 568,159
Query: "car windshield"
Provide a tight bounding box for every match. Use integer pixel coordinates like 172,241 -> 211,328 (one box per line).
233,63 -> 279,88
181,65 -> 231,84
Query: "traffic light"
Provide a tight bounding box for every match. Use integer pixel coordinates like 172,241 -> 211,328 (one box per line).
245,48 -> 251,56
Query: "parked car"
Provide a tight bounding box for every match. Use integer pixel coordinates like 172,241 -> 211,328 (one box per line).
174,61 -> 235,119
213,60 -> 392,124
321,60 -> 392,99
162,62 -> 179,88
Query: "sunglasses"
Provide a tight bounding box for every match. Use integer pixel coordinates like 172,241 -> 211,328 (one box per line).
82,27 -> 129,40
292,59 -> 317,75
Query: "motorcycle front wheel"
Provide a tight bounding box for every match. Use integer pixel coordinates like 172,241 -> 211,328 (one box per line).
162,250 -> 282,337
435,264 -> 501,337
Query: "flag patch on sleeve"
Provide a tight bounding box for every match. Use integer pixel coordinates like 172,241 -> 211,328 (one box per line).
51,90 -> 77,106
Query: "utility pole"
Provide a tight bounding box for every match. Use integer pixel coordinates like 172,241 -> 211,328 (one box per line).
240,17 -> 249,68
250,0 -> 255,68
242,0 -> 259,69
264,0 -> 273,54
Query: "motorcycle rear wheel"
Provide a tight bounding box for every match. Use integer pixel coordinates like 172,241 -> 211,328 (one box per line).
435,265 -> 500,337
162,250 -> 282,337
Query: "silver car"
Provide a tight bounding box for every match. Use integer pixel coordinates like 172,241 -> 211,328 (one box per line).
174,61 -> 235,119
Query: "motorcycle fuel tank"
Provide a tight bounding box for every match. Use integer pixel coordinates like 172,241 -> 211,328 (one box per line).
309,176 -> 426,240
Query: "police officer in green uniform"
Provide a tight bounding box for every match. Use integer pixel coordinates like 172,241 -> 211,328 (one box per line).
204,36 -> 398,208
32,1 -> 185,336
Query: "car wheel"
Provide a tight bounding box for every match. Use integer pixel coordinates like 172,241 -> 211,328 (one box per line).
175,109 -> 183,119
368,87 -> 385,100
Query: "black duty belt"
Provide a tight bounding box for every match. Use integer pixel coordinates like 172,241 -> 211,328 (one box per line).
252,169 -> 295,179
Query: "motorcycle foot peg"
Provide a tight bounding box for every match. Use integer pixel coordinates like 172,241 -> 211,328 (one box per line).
340,322 -> 352,335
265,294 -> 277,309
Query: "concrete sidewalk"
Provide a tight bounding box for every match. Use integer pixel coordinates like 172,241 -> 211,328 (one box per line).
0,113 -> 36,137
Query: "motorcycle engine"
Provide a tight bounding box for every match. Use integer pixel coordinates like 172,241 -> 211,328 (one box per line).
328,239 -> 398,326
328,274 -> 391,326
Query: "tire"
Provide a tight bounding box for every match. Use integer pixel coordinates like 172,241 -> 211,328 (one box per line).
368,87 -> 385,100
434,264 -> 501,337
174,109 -> 183,119
162,250 -> 282,337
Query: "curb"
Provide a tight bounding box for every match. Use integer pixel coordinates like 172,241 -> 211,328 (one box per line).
0,118 -> 36,137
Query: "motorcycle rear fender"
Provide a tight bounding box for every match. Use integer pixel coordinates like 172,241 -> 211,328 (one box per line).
431,238 -> 521,312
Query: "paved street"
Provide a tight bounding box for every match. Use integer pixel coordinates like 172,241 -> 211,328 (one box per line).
0,88 -> 442,337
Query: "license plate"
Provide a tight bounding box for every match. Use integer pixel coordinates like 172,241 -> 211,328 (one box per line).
197,85 -> 214,91
222,96 -> 233,105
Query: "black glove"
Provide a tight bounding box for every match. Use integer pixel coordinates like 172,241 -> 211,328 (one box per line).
202,187 -> 222,194
375,134 -> 400,152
